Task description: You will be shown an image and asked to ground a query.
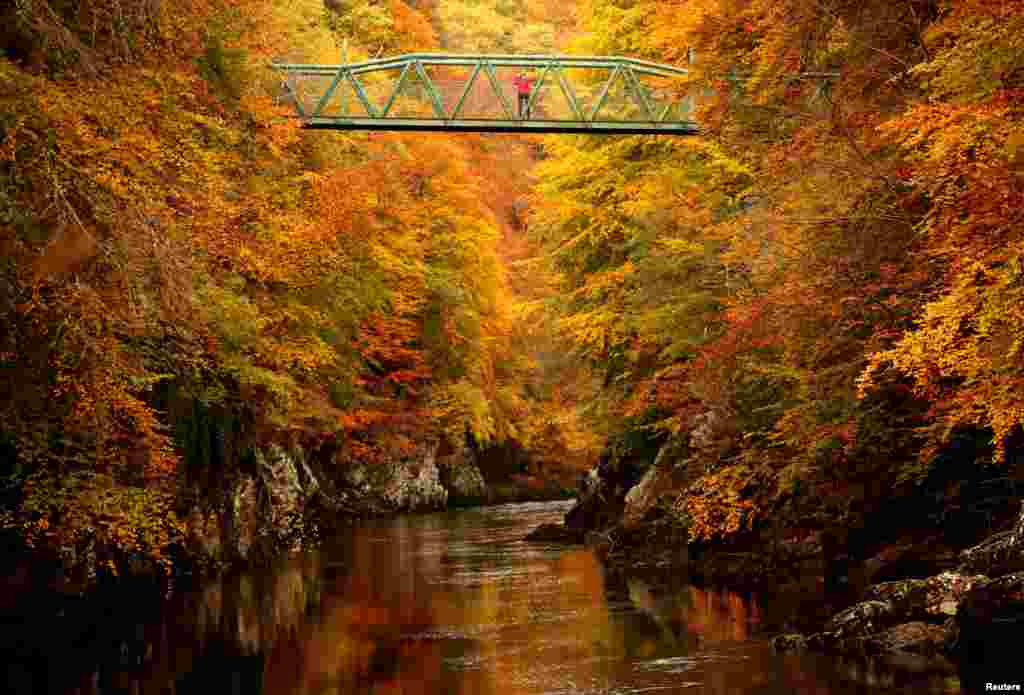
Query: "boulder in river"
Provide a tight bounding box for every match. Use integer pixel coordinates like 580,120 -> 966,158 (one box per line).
769,633 -> 808,652
776,504 -> 1024,676
564,467 -> 625,534
524,523 -> 584,544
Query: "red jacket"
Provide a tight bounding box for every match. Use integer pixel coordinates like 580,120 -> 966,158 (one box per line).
513,74 -> 534,95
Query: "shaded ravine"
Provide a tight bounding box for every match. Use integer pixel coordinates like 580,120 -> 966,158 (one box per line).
2,500 -> 960,694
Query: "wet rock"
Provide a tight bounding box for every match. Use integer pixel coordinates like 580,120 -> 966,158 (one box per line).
923,571 -> 988,616
863,621 -> 946,656
770,633 -> 808,652
565,435 -> 661,534
862,571 -> 987,619
824,600 -> 896,638
524,523 -> 584,544
805,631 -> 839,651
959,501 -> 1024,576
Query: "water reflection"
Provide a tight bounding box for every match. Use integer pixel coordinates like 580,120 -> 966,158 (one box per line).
2,501 -> 960,694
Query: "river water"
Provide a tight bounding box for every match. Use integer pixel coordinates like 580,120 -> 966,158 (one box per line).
3,500 -> 963,694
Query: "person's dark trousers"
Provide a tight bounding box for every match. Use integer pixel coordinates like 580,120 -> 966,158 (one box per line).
518,94 -> 529,119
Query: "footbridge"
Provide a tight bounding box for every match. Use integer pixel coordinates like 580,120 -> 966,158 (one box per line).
273,53 -> 704,135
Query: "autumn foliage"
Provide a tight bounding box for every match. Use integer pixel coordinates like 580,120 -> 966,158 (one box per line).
528,0 -> 1024,541
3,0 -> 1022,571
0,0 -> 590,574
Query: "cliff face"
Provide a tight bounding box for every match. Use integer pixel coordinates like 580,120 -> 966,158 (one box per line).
166,434 -> 491,574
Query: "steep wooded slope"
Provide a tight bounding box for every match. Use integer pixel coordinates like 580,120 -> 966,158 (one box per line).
529,0 -> 1024,542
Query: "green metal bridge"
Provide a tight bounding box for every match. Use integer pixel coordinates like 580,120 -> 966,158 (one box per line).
272,53 -> 704,135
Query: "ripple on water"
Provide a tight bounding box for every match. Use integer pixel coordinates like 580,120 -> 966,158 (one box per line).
435,567 -> 547,587
635,652 -> 750,674
534,684 -> 700,695
401,628 -> 474,640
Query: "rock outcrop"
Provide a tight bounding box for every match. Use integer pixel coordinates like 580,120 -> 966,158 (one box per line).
187,442 -> 322,564
436,444 -> 487,506
861,571 -> 988,619
823,599 -> 897,640
959,501 -> 1024,576
773,502 -> 1024,678
769,633 -> 808,652
621,446 -> 682,530
342,444 -> 448,512
566,434 -> 686,536
380,455 -> 448,511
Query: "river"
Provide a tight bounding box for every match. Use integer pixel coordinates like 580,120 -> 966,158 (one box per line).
2,500 -> 962,694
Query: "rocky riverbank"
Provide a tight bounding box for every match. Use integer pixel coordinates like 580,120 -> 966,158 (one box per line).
770,503 -> 1024,688
175,436 -> 494,572
3,428 -> 573,596
525,433 -> 1024,685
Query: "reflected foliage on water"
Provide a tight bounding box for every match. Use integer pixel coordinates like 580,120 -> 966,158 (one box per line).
1,501 -> 960,694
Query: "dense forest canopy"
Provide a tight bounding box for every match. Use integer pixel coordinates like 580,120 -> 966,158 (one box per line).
0,0 -> 596,570
532,0 -> 1024,539
1,0 -> 1022,574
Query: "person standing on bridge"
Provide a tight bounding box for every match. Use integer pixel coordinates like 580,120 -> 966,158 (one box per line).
513,71 -> 535,119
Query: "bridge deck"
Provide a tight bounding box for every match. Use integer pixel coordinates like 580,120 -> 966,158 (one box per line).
302,117 -> 702,135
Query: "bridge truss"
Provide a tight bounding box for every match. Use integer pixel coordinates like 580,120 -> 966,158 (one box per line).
273,53 -> 703,135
